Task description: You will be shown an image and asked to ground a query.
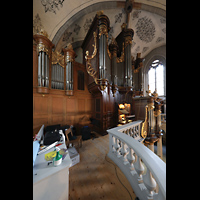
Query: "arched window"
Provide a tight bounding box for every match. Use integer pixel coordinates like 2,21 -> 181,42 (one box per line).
148,59 -> 165,96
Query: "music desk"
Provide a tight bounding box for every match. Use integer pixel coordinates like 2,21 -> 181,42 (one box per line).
33,143 -> 72,200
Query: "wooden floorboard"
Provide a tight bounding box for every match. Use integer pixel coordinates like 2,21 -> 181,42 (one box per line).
68,134 -> 136,200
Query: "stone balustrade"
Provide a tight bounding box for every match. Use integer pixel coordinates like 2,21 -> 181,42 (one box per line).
107,121 -> 166,200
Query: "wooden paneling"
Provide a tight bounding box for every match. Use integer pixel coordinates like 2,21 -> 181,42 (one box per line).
52,97 -> 64,114
34,96 -> 48,115
66,98 -> 76,113
33,60 -> 95,136
78,99 -> 85,113
86,98 -> 94,112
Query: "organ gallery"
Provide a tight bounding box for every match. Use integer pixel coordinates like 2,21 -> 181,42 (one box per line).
33,1 -> 166,200
33,10 -> 166,136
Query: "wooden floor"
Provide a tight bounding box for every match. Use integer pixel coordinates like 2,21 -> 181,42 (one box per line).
68,134 -> 136,200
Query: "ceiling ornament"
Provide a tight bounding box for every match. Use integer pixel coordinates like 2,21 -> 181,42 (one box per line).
33,14 -> 44,35
136,16 -> 156,43
83,18 -> 93,33
41,0 -> 64,14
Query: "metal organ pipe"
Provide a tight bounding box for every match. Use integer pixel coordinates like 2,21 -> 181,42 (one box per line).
51,64 -> 64,90
41,51 -> 45,86
45,53 -> 49,87
38,51 -> 50,88
71,62 -> 73,90
103,35 -> 106,79
38,52 -> 41,86
99,34 -> 107,80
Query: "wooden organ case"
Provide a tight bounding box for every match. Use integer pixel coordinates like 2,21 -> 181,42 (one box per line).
33,31 -> 94,136
82,11 -> 144,135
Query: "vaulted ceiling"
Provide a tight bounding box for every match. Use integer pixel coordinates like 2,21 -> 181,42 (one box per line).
33,0 -> 166,58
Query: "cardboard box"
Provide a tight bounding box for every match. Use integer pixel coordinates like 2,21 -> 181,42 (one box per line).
68,147 -> 80,167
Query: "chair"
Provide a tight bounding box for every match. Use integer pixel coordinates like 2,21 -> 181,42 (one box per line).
65,128 -> 82,152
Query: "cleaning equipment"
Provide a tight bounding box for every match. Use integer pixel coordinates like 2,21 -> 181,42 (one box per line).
53,147 -> 63,167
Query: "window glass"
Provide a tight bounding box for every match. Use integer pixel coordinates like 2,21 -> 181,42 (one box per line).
148,60 -> 165,96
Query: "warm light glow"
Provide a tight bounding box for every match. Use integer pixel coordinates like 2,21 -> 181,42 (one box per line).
119,114 -> 125,120
124,103 -> 130,112
119,104 -> 125,109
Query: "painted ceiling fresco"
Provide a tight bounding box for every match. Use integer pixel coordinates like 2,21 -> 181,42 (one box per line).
33,1 -> 166,58
56,8 -> 165,57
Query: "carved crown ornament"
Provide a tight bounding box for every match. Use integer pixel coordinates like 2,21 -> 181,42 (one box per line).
85,32 -> 98,84
51,50 -> 64,68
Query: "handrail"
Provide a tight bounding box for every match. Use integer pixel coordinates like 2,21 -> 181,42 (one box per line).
107,121 -> 166,200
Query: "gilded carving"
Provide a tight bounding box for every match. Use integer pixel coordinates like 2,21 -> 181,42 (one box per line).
37,43 -> 50,57
99,24 -> 108,38
85,32 -> 98,83
52,50 -> 64,68
141,105 -> 148,138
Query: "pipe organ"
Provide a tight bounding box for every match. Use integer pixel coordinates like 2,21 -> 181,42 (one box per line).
81,11 -> 145,134
83,11 -> 143,96
33,11 -> 147,135
33,31 -> 76,96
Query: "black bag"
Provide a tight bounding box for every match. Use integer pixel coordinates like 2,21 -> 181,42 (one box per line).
81,126 -> 91,140
44,130 -> 61,145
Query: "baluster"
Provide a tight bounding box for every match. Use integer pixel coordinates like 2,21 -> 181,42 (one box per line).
132,127 -> 135,138
120,141 -> 129,164
136,125 -> 139,136
114,137 -> 121,157
135,155 -> 144,183
131,128 -> 134,137
110,134 -> 116,153
143,168 -> 157,199
127,147 -> 135,171
126,129 -> 129,136
129,128 -> 131,136
135,127 -> 137,137
118,139 -> 122,157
